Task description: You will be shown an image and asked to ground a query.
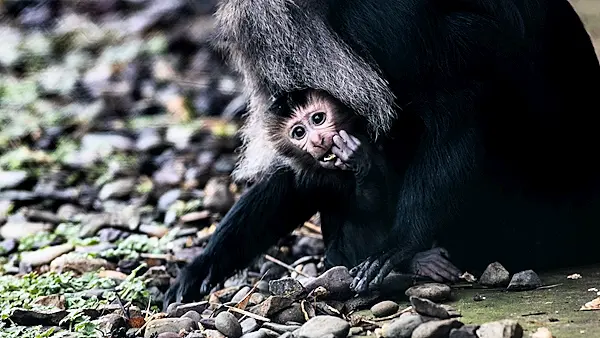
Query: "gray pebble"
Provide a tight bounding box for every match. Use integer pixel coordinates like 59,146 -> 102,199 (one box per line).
479,262 -> 511,287
410,297 -> 450,319
144,318 -> 196,338
240,317 -> 259,334
215,311 -> 242,338
269,277 -> 305,298
405,283 -> 451,302
476,319 -> 523,338
181,310 -> 201,323
241,331 -> 268,338
507,270 -> 542,291
262,322 -> 301,333
370,300 -> 399,317
412,318 -> 463,338
231,286 -> 252,303
298,315 -> 350,338
382,313 -> 423,338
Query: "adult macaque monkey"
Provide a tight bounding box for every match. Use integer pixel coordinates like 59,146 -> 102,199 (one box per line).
165,0 -> 600,306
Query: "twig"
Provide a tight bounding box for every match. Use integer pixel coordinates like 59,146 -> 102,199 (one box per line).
302,222 -> 322,234
264,254 -> 310,277
223,305 -> 271,322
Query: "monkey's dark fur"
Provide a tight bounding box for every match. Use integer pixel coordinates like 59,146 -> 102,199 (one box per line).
165,0 -> 600,305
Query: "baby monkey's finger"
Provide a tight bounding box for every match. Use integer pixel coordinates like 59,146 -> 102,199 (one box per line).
339,130 -> 359,152
332,145 -> 350,162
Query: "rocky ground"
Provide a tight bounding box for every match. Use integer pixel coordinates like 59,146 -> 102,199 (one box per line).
0,1 -> 598,337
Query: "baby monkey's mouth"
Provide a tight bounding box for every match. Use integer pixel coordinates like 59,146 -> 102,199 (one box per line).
321,149 -> 337,162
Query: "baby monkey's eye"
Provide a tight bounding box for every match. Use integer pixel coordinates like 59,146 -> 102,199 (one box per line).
311,112 -> 326,125
291,125 -> 306,139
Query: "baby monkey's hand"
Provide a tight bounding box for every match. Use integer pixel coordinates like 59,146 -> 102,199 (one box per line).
332,130 -> 368,171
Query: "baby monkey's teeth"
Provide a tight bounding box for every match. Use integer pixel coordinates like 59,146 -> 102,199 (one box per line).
323,153 -> 337,162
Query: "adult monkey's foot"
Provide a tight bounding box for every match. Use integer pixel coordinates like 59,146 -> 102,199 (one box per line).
348,247 -> 461,293
409,247 -> 461,283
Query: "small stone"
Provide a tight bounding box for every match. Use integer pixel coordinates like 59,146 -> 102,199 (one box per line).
302,266 -> 354,300
144,318 -> 196,338
200,318 -> 216,330
241,331 -> 268,338
0,171 -> 29,190
476,319 -> 523,338
215,311 -> 242,338
167,301 -> 209,318
405,283 -> 451,302
507,270 -> 542,291
262,322 -> 301,333
249,293 -> 266,305
258,328 -> 280,337
0,239 -> 17,255
231,286 -> 252,303
370,300 -> 399,317
411,318 -> 463,338
205,329 -> 226,338
269,277 -> 305,298
20,243 -> 75,267
0,221 -> 53,240
50,253 -> 115,273
410,296 -> 450,319
181,311 -> 201,323
297,315 -> 350,338
240,318 -> 259,334
271,303 -> 306,324
93,314 -> 126,334
530,327 -> 554,338
249,296 -> 294,318
98,178 -> 136,200
344,293 -> 381,313
450,325 -> 480,338
382,313 -> 423,338
203,177 -> 235,213
479,262 -> 511,287
157,333 -> 180,338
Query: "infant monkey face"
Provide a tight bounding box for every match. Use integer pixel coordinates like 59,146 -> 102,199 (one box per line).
288,110 -> 340,169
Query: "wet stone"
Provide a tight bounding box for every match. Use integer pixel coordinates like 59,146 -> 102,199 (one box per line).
167,301 -> 209,318
476,319 -> 524,338
479,262 -> 511,287
411,318 -> 464,338
144,317 -> 196,338
240,317 -> 259,334
262,322 -> 301,333
507,270 -> 542,291
382,313 -> 423,338
215,311 -> 242,338
370,300 -> 399,317
181,310 -> 201,323
405,283 -> 452,302
231,286 -> 252,303
269,277 -> 305,298
450,324 -> 480,338
298,315 -> 350,338
410,296 -> 450,319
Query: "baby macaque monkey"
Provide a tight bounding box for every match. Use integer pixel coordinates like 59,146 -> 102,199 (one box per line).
266,88 -> 462,284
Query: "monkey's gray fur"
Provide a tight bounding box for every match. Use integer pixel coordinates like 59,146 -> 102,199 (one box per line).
213,0 -> 397,182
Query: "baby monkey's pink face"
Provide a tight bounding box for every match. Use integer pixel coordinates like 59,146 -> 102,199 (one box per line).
286,99 -> 344,170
